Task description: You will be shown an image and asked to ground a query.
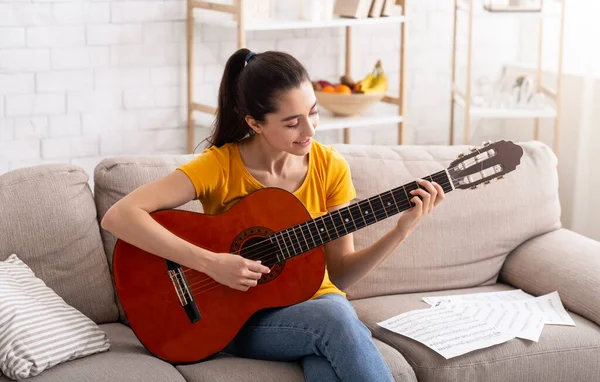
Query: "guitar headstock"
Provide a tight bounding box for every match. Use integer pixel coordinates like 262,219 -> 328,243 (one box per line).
447,140 -> 524,190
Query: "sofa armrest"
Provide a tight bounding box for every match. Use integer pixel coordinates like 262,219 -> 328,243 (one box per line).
500,228 -> 600,326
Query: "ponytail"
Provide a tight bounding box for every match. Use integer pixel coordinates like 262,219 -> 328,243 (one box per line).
203,48 -> 310,149
206,48 -> 251,148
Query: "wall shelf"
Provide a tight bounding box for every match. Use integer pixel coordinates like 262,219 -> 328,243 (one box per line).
186,0 -> 408,153
453,89 -> 557,119
191,100 -> 405,132
456,0 -> 560,19
317,103 -> 404,131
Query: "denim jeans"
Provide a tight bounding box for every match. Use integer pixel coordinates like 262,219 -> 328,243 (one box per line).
224,293 -> 394,382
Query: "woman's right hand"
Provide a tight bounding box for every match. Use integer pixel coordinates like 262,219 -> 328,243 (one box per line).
204,253 -> 271,291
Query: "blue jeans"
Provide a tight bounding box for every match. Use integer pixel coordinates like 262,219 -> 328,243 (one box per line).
224,293 -> 394,382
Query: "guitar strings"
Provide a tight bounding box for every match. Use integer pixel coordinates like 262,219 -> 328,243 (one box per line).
184,176 -> 455,294
183,171 -> 452,280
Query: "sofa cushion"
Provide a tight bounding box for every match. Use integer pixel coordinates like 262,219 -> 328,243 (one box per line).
0,254 -> 110,380
176,354 -> 303,382
93,156 -> 202,322
335,141 -> 561,300
351,284 -> 600,382
175,338 -> 416,382
0,323 -> 185,382
0,164 -> 118,324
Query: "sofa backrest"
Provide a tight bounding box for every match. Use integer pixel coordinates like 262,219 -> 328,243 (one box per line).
94,156 -> 202,322
337,140 -> 561,300
93,140 -> 561,304
0,164 -> 118,324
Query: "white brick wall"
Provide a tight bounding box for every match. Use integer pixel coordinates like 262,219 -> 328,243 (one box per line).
0,0 -> 520,176
27,26 -> 85,47
0,28 -> 26,49
6,94 -> 65,116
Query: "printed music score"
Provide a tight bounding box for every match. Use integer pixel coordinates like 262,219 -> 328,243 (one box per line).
378,290 -> 575,359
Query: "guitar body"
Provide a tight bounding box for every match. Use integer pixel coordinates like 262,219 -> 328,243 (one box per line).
112,188 -> 326,364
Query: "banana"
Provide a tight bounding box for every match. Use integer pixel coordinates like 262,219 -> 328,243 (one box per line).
362,60 -> 387,94
363,74 -> 387,94
357,73 -> 374,92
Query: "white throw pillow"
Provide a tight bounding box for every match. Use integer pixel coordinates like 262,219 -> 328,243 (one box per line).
0,254 -> 110,380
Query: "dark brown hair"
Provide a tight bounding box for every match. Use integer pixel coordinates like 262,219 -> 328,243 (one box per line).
202,48 -> 310,149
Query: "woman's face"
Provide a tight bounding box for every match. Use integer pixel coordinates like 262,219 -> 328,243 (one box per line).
249,80 -> 319,156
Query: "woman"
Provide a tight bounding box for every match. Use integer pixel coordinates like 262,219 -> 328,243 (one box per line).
101,48 -> 445,381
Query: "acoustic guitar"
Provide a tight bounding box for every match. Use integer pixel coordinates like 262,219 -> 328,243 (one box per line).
112,140 -> 524,364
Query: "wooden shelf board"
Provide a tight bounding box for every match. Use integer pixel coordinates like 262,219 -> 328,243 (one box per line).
192,12 -> 406,31
318,102 -> 403,131
453,91 -> 557,119
191,102 -> 403,131
457,0 -> 560,19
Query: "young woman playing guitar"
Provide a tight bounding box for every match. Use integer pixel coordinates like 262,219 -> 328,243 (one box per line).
101,48 -> 445,381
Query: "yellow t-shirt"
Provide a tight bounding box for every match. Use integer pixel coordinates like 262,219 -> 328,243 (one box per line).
177,140 -> 356,299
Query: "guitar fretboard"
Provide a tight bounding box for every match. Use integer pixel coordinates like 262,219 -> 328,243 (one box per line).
260,170 -> 453,262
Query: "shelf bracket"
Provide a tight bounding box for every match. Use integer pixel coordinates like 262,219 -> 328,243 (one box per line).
382,95 -> 400,106
192,103 -> 217,114
540,84 -> 556,99
452,82 -> 466,101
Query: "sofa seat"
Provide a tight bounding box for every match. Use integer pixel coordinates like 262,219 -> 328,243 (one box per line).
351,284 -> 600,382
175,337 -> 416,382
0,323 -> 185,382
0,320 -> 415,382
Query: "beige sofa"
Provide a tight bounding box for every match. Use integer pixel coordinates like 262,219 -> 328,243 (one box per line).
1,141 -> 599,382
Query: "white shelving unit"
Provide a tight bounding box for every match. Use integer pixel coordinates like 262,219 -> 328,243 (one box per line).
449,0 -> 565,155
186,0 -> 408,153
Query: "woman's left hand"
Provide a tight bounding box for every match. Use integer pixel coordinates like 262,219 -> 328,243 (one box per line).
394,179 -> 445,240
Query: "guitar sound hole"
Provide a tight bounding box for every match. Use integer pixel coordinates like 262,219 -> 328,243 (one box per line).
230,226 -> 284,284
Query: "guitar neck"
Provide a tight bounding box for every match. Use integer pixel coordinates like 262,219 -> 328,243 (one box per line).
267,169 -> 454,261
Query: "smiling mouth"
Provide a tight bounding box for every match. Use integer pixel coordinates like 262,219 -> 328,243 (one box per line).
294,138 -> 311,144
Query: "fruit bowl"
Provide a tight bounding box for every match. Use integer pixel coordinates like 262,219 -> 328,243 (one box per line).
315,91 -> 385,117
312,60 -> 387,117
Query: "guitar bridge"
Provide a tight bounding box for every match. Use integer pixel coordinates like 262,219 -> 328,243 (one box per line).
167,260 -> 201,324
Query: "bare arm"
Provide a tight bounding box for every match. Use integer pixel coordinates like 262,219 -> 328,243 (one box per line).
101,169 -> 270,291
323,204 -> 407,291
101,170 -> 214,272
325,180 -> 444,290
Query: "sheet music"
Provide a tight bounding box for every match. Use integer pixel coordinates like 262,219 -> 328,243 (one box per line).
434,300 -> 546,342
423,289 -> 535,306
379,290 -> 575,358
377,305 -> 515,359
427,290 -> 575,327
507,291 -> 575,326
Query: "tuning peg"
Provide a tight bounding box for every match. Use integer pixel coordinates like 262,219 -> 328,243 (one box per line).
458,153 -> 465,158
484,181 -> 491,186
470,185 -> 478,190
496,176 -> 504,181
483,140 -> 492,146
470,147 -> 478,152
